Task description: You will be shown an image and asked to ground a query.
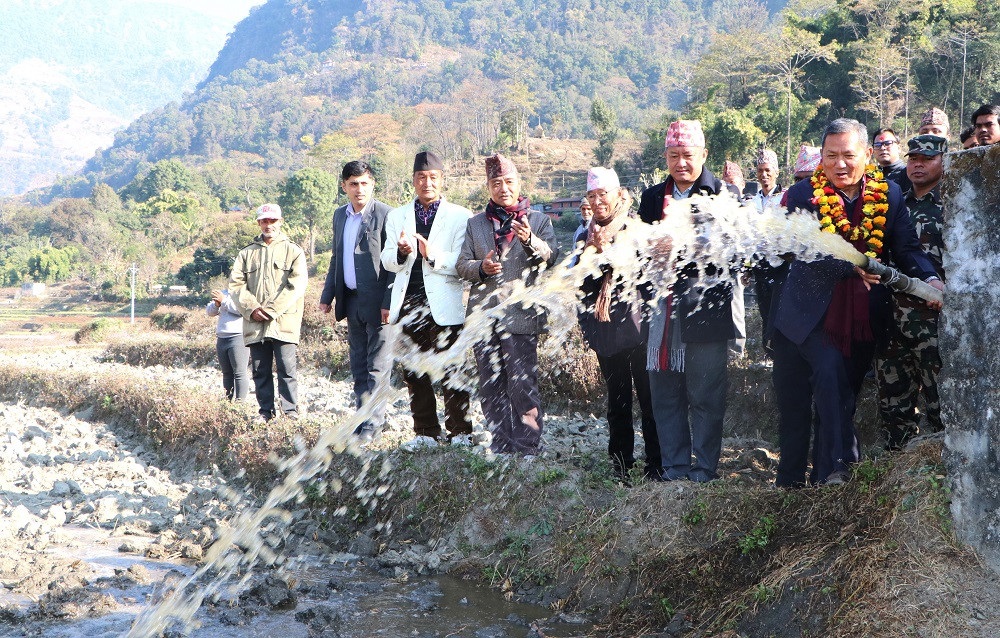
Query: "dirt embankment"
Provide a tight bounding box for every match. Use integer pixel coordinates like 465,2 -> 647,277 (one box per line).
0,333 -> 997,637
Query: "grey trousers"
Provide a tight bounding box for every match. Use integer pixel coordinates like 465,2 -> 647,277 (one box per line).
345,294 -> 389,430
250,339 -> 298,418
216,334 -> 250,401
649,340 -> 729,482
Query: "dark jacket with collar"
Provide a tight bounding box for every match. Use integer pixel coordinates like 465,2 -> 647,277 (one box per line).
771,177 -> 936,346
637,168 -> 737,343
319,199 -> 394,323
576,217 -> 648,358
883,160 -> 912,195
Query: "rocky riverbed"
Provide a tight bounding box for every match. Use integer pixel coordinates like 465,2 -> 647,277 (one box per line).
0,344 -> 630,637
6,342 -> 992,638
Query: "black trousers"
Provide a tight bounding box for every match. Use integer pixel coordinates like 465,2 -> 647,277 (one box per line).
399,295 -> 472,438
772,328 -> 875,486
595,346 -> 661,475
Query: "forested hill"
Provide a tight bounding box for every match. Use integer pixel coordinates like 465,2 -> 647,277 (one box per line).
74,0 -> 788,193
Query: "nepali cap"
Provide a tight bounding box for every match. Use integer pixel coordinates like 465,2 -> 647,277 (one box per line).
906,134 -> 948,157
920,107 -> 949,129
485,153 -> 518,180
586,166 -> 620,193
665,119 -> 705,148
413,150 -> 444,173
722,161 -> 744,182
755,148 -> 779,168
255,203 -> 282,220
793,144 -> 821,174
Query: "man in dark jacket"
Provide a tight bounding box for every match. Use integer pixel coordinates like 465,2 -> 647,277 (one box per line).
873,128 -> 911,193
319,160 -> 394,441
638,119 -> 737,483
771,118 -> 943,487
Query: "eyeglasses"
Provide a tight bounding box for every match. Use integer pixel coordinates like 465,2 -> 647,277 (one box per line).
873,140 -> 897,148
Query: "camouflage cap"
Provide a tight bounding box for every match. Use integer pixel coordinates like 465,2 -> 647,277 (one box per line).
905,134 -> 948,157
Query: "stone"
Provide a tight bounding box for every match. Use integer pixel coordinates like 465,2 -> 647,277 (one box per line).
49,481 -> 72,498
243,574 -> 298,611
942,145 -> 1000,572
22,425 -> 51,442
179,541 -> 203,560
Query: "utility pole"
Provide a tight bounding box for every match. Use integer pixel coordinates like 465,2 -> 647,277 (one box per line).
129,263 -> 138,325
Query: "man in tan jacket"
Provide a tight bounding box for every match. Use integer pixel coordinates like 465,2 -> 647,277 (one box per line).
230,203 -> 308,421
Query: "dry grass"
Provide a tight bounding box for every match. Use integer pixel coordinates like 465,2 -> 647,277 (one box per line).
0,363 -> 320,483
101,334 -> 218,368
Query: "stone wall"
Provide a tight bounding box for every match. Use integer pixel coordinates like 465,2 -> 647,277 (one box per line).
941,144 -> 1000,568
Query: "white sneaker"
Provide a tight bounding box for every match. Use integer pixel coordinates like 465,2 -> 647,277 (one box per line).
400,435 -> 438,452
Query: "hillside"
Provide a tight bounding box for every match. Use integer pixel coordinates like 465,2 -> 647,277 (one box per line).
75,0 -> 794,194
0,0 -> 262,195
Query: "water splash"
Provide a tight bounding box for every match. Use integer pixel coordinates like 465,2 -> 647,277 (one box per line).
126,193 -> 930,635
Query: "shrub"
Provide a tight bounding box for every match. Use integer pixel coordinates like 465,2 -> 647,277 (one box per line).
74,317 -> 122,343
150,305 -> 195,331
102,334 -> 217,368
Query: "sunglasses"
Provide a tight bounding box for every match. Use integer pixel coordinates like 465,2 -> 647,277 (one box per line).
873,140 -> 897,148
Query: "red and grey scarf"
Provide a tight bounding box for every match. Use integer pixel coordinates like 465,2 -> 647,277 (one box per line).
485,196 -> 531,254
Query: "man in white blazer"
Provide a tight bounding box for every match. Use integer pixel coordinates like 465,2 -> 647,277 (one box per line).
381,151 -> 473,441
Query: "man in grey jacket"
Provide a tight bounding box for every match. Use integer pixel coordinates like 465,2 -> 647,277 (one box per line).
320,161 -> 394,441
230,203 -> 308,421
457,154 -> 558,454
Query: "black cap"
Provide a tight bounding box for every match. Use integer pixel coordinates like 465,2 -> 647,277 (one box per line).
413,151 -> 444,173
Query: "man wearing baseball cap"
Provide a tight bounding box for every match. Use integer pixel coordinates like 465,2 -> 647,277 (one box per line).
229,203 -> 308,421
875,134 -> 948,449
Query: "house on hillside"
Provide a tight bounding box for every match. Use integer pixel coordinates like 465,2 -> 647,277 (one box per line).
20,282 -> 46,298
533,197 -> 582,221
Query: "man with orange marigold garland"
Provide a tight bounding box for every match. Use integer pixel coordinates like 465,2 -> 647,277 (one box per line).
768,118 -> 944,487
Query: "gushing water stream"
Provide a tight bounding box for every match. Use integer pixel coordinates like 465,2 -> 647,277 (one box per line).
127,194 -> 940,635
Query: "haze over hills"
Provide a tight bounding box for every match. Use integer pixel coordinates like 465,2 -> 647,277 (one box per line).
0,0 -> 263,196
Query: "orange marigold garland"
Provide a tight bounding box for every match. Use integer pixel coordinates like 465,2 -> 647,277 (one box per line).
810,163 -> 888,258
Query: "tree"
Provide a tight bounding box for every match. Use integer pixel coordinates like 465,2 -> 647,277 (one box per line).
850,36 -> 907,127
763,24 -> 839,167
177,247 -> 233,291
590,98 -> 619,167
278,168 -> 339,262
124,159 -> 199,203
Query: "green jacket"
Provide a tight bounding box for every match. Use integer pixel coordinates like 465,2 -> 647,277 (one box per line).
229,233 -> 308,345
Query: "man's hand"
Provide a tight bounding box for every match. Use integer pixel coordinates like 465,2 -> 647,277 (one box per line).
211,290 -> 224,307
482,250 -> 502,276
319,302 -> 332,314
413,233 -> 430,259
397,230 -> 413,257
926,279 -> 945,311
512,218 -> 532,244
250,307 -> 271,322
854,265 -> 881,291
381,308 -> 390,325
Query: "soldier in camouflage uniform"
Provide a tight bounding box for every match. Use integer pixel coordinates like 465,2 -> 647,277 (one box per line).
875,135 -> 948,449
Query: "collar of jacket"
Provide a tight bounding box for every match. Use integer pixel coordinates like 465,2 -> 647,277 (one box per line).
665,167 -> 724,197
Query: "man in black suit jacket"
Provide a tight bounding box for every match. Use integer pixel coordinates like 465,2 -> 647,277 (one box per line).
638,119 -> 738,483
771,119 -> 944,487
319,160 -> 395,441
